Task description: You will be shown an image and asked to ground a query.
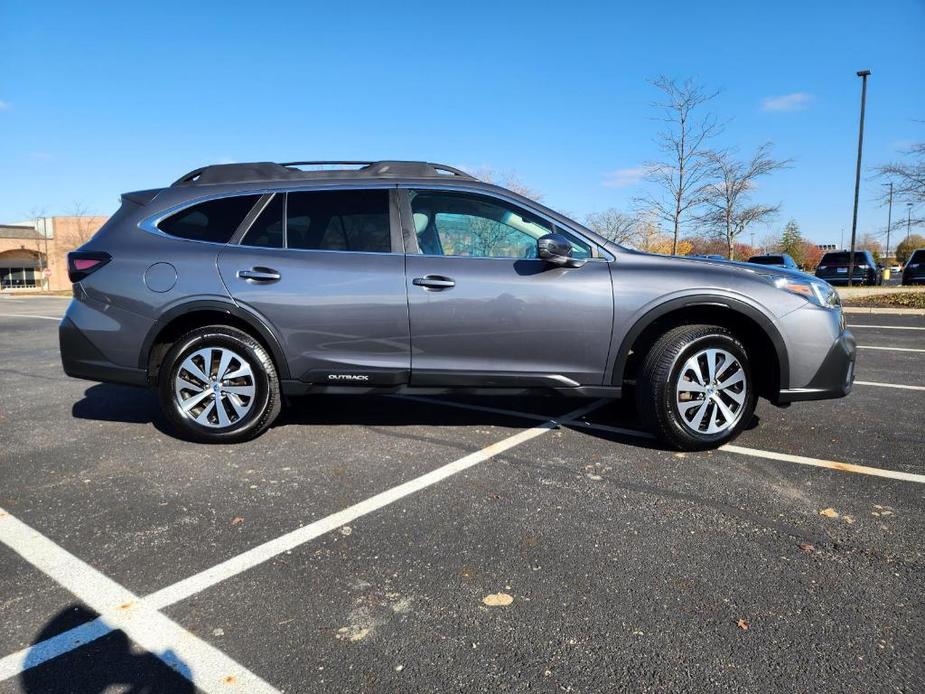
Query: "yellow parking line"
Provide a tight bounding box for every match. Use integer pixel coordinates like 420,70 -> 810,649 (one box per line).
720,445 -> 925,484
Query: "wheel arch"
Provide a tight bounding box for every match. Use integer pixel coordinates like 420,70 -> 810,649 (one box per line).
611,296 -> 789,401
140,299 -> 290,384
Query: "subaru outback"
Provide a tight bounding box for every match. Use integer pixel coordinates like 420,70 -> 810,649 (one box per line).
60,161 -> 856,449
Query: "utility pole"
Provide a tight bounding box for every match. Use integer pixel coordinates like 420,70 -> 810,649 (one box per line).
884,182 -> 893,264
909,203 -> 914,239
848,70 -> 870,285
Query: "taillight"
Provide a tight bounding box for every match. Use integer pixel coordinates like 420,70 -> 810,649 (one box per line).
67,251 -> 111,283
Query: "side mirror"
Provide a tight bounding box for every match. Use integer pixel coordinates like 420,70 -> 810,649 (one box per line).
537,233 -> 585,268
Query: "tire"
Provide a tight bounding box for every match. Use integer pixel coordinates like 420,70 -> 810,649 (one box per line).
636,324 -> 757,451
158,325 -> 281,443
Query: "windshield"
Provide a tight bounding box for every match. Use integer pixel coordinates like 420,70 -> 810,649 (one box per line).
908,250 -> 925,264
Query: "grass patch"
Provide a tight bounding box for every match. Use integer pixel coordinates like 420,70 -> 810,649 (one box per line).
842,292 -> 925,309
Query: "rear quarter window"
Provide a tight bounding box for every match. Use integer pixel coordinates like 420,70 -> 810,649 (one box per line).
158,195 -> 260,243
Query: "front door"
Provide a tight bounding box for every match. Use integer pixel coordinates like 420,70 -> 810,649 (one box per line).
401,188 -> 614,387
217,188 -> 410,385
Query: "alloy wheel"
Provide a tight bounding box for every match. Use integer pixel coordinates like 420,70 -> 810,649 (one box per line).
173,347 -> 256,428
675,347 -> 748,435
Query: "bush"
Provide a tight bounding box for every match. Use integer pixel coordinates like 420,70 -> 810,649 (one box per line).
895,234 -> 925,265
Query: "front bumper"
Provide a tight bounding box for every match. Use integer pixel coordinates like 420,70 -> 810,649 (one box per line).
776,329 -> 856,403
59,316 -> 147,386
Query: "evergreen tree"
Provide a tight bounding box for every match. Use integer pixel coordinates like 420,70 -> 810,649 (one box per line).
779,220 -> 803,265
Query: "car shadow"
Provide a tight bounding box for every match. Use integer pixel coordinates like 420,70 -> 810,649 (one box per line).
71,383 -> 759,451
19,605 -> 194,694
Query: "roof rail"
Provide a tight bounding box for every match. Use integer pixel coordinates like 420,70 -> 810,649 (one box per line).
280,161 -> 374,168
170,160 -> 477,187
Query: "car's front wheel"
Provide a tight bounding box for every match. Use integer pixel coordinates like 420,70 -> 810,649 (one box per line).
636,324 -> 757,450
159,325 -> 281,443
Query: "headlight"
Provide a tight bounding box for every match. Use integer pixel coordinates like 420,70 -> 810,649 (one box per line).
762,274 -> 840,309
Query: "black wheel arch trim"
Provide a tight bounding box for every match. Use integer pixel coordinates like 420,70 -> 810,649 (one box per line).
609,295 -> 789,394
138,298 -> 290,380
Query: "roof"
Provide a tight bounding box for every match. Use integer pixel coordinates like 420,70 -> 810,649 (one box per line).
0,225 -> 43,240
171,161 -> 478,187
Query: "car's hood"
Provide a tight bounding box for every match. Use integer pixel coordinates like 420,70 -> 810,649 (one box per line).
654,253 -> 817,282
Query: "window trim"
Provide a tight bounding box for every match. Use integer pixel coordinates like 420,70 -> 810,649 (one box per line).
140,182 -> 404,254
397,186 -> 609,261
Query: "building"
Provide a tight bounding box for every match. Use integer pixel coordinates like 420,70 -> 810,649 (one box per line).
0,216 -> 108,292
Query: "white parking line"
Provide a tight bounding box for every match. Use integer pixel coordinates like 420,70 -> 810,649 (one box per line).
719,445 -> 925,484
0,509 -> 280,692
0,399 -> 607,682
408,397 -> 923,483
0,313 -> 60,321
857,345 -> 925,353
848,324 -> 925,330
855,380 -> 925,391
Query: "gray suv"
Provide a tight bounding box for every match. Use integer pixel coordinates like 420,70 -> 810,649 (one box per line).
60,161 -> 856,449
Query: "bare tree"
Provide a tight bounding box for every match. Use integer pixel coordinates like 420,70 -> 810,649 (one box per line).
28,206 -> 49,290
471,167 -> 544,202
584,209 -> 638,245
878,141 -> 925,204
636,76 -> 722,255
700,144 -> 790,259
71,201 -> 98,244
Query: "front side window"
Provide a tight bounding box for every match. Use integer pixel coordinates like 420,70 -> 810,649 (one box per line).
159,195 -> 260,243
409,190 -> 589,259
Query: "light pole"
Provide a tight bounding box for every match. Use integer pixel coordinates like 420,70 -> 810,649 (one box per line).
884,182 -> 893,265
848,69 -> 870,285
909,203 -> 914,239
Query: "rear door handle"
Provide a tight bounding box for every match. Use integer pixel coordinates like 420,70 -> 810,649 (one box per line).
412,275 -> 455,290
237,267 -> 281,283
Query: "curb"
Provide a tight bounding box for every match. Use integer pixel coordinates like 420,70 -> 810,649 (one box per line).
843,306 -> 925,315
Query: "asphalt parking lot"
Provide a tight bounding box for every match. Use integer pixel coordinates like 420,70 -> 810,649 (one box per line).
0,295 -> 922,693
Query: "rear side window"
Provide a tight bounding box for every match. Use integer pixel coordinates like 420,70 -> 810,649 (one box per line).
286,189 -> 391,253
159,195 -> 259,243
241,195 -> 284,248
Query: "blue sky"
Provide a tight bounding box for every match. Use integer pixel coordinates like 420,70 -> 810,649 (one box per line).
1,0 -> 923,246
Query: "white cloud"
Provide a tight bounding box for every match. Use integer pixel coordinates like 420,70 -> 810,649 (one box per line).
761,92 -> 813,112
602,166 -> 649,188
0,100 -> 10,111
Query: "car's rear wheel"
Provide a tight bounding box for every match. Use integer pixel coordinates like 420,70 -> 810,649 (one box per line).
636,324 -> 756,450
159,325 -> 281,443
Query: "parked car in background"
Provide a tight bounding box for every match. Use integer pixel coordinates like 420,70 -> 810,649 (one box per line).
815,250 -> 883,286
747,254 -> 800,270
891,264 -> 901,273
691,254 -> 726,260
902,249 -> 925,285
59,160 -> 856,450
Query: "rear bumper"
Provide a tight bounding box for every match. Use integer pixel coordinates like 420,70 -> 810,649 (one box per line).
776,329 -> 856,403
59,316 -> 147,386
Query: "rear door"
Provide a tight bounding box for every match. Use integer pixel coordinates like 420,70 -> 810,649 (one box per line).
217,187 -> 410,386
400,188 -> 614,387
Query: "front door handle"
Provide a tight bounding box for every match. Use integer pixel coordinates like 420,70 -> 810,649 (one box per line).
237,267 -> 281,283
412,275 -> 455,290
